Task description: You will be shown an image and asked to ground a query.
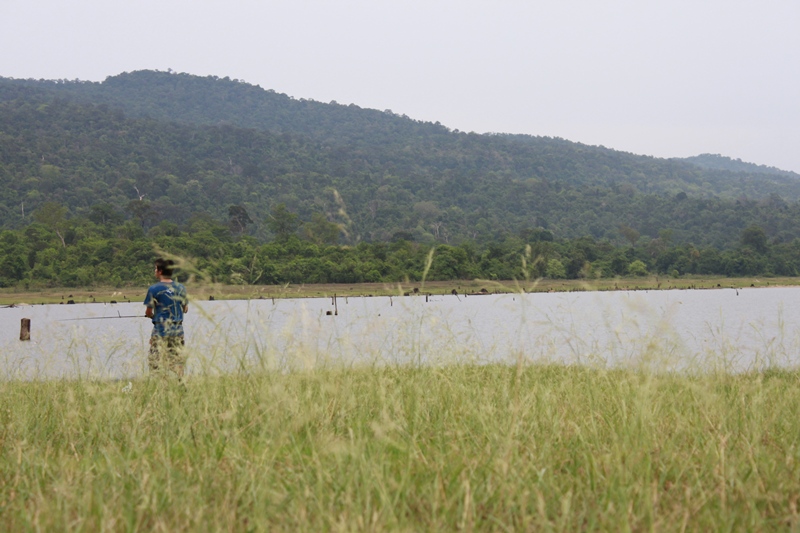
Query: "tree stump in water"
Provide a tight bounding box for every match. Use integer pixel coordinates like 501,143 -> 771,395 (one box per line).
20,318 -> 30,341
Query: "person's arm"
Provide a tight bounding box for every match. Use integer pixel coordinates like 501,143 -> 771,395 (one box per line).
144,287 -> 154,318
180,287 -> 188,314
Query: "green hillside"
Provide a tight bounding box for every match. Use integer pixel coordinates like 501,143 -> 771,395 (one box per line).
1,70 -> 800,249
677,154 -> 797,177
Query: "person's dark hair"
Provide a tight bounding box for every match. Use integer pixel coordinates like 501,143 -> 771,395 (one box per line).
155,258 -> 175,277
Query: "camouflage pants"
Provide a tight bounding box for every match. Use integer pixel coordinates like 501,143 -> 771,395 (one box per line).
149,335 -> 186,376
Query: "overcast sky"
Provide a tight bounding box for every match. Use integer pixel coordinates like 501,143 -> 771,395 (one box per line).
2,0 -> 798,172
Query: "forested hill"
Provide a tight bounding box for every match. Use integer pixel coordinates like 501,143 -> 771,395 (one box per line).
677,154 -> 798,178
4,71 -> 799,194
1,70 -> 800,249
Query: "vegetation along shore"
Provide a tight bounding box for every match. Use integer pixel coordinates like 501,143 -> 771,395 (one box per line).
2,276 -> 798,307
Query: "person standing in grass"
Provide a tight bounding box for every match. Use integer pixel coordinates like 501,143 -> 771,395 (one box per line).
144,258 -> 188,377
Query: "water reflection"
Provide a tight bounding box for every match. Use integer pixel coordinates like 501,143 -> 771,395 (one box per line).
2,287 -> 799,379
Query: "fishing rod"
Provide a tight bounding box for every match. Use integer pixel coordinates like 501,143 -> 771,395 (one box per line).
59,311 -> 146,322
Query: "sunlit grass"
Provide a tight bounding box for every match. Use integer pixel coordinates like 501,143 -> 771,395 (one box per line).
2,362 -> 800,531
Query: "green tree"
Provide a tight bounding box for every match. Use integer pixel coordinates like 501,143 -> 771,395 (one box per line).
33,202 -> 69,247
303,213 -> 340,245
740,225 -> 768,254
430,245 -> 472,280
628,260 -> 648,276
619,224 -> 640,248
267,203 -> 300,242
126,199 -> 154,230
545,258 -> 566,279
228,204 -> 253,235
88,203 -> 124,226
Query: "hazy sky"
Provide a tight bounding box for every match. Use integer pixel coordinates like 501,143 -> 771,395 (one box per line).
2,0 -> 798,172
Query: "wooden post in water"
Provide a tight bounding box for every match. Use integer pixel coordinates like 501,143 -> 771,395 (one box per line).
334,294 -> 338,316
20,318 -> 30,341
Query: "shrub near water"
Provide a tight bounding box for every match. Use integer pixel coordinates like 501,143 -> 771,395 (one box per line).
2,365 -> 800,531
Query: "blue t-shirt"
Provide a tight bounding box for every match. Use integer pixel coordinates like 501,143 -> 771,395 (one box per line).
144,281 -> 187,337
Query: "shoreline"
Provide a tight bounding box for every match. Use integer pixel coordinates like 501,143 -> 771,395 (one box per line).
2,275 -> 799,306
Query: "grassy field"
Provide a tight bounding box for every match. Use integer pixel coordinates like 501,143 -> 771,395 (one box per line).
2,275 -> 798,306
3,364 -> 800,531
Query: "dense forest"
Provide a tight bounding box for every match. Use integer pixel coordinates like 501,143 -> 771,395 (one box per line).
1,70 -> 799,287
1,215 -> 798,289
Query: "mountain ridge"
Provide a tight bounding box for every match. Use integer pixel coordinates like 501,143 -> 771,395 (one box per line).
676,153 -> 797,177
4,70 -> 795,178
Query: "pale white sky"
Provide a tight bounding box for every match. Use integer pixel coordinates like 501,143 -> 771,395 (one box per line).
2,0 -> 798,172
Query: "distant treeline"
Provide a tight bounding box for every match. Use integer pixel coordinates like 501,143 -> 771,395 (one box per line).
1,208 -> 796,289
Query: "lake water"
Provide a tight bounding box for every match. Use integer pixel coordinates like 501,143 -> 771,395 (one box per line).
3,287 -> 800,379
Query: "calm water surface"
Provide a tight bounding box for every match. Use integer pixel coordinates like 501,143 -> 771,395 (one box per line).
3,287 -> 800,379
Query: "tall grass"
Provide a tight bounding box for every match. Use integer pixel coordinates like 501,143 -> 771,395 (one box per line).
2,363 -> 800,531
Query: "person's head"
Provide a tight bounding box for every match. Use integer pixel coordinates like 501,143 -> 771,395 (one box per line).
154,258 -> 175,278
